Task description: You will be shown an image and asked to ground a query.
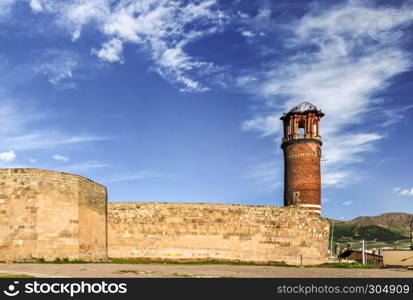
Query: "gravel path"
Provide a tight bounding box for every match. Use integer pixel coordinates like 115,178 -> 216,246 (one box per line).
0,264 -> 412,278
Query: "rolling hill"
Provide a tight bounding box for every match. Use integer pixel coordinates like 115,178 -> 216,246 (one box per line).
328,213 -> 413,249
346,213 -> 413,231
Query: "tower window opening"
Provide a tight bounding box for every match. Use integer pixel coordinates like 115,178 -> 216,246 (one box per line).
298,120 -> 305,136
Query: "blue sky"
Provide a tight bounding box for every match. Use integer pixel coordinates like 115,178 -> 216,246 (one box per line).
0,0 -> 412,220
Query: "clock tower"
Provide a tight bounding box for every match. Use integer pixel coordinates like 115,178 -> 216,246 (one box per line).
280,102 -> 324,215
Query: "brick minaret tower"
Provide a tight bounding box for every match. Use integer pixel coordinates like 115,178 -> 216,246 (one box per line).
280,102 -> 324,215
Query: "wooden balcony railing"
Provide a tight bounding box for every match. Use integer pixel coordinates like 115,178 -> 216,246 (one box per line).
282,134 -> 321,143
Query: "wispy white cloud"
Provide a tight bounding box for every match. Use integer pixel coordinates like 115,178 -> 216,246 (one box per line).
323,171 -> 351,187
30,0 -> 43,12
59,135 -> 108,145
4,132 -> 107,151
240,1 -> 413,187
53,154 -> 69,162
342,200 -> 353,206
379,104 -> 413,127
34,49 -> 79,89
91,38 -> 124,63
395,187 -> 413,196
58,161 -> 111,173
0,150 -> 16,162
101,171 -> 170,183
244,161 -> 282,189
0,0 -> 16,17
241,114 -> 281,138
241,30 -> 255,38
27,0 -> 227,92
0,101 -> 107,152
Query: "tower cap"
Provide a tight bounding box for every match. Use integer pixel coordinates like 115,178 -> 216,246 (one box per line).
280,101 -> 324,120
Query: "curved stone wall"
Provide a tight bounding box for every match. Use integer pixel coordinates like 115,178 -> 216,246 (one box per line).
0,168 -> 107,261
108,202 -> 329,265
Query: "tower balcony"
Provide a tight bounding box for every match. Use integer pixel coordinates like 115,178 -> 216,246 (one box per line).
282,134 -> 321,143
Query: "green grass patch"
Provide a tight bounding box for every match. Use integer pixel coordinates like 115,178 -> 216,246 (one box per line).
0,257 -> 377,269
116,270 -> 140,274
8,257 -> 99,264
306,262 -> 376,269
333,224 -> 409,242
107,258 -> 297,267
115,269 -> 156,275
4,257 -> 297,267
51,258 -> 90,264
171,273 -> 198,278
331,223 -> 411,250
0,274 -> 36,278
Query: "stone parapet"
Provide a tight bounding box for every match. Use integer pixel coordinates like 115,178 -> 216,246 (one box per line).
108,202 -> 329,265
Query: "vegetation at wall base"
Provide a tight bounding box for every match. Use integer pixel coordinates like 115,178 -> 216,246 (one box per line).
0,258 -> 380,269
3,257 -> 295,267
307,262 -> 376,269
107,258 -> 297,267
0,273 -> 36,278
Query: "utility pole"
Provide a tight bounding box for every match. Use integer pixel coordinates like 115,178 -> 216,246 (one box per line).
361,239 -> 366,265
409,219 -> 413,250
330,219 -> 335,259
330,216 -> 343,261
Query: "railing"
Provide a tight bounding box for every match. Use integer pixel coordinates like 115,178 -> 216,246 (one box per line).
281,134 -> 321,143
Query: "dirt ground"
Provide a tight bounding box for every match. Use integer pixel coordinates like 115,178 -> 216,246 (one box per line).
0,264 -> 413,278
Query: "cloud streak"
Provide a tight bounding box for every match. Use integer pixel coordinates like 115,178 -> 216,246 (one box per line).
0,150 -> 16,162
53,154 -> 69,162
0,101 -> 107,152
101,171 -> 170,183
240,1 -> 413,187
394,187 -> 413,196
26,0 -> 227,92
58,161 -> 111,173
0,0 -> 16,17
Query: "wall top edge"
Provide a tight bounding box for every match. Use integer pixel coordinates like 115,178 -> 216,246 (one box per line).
108,201 -> 321,212
0,168 -> 106,189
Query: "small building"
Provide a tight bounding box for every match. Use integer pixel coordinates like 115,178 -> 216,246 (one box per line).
339,249 -> 383,266
382,250 -> 413,267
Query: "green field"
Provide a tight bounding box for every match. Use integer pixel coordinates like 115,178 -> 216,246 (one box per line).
331,223 -> 411,249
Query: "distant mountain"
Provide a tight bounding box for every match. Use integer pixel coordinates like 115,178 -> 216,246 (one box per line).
347,213 -> 413,232
327,213 -> 413,248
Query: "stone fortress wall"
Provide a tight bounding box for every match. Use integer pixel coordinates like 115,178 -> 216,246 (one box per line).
0,168 -> 107,261
0,168 -> 329,265
108,202 -> 329,265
